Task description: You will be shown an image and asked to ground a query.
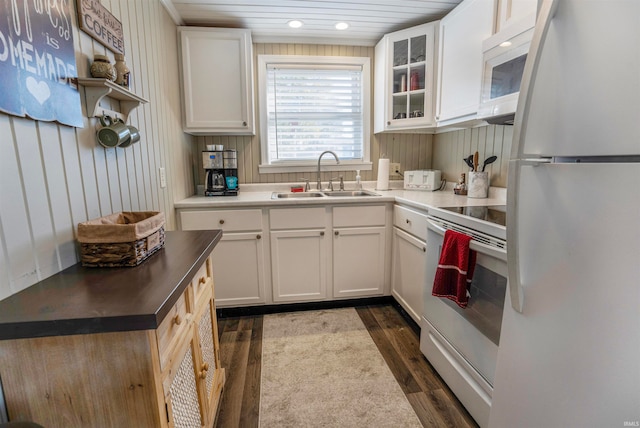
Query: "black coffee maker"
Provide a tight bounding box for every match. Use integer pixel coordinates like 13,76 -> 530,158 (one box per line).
203,147 -> 238,196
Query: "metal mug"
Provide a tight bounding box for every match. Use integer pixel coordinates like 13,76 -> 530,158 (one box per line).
97,115 -> 130,148
119,125 -> 140,148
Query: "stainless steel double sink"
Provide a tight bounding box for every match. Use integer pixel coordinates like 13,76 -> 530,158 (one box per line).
271,189 -> 380,199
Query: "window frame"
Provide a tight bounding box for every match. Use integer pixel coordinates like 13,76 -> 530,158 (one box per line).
257,55 -> 372,174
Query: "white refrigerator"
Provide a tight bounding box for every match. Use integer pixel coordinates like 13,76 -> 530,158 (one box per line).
490,0 -> 640,427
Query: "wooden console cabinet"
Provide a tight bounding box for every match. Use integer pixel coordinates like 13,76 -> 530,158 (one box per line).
0,231 -> 224,428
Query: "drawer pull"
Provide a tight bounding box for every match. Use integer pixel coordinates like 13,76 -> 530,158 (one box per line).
406,219 -> 411,224
198,276 -> 206,286
334,231 -> 339,236
422,247 -> 426,252
173,314 -> 182,326
256,234 -> 261,240
219,219 -> 225,225
201,362 -> 209,371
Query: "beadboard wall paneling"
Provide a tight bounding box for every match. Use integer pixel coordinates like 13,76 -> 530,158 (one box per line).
432,125 -> 513,187
0,0 -> 191,301
192,43 -> 434,187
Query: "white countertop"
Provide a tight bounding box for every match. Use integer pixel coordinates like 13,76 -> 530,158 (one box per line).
175,181 -> 507,212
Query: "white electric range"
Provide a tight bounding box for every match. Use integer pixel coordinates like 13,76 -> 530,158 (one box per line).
420,205 -> 507,428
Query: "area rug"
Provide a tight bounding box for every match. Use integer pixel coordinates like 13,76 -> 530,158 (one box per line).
259,308 -> 422,427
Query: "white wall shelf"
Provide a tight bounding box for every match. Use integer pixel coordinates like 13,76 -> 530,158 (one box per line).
78,78 -> 148,123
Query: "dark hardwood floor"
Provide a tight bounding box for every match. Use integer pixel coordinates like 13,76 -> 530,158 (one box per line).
215,303 -> 478,428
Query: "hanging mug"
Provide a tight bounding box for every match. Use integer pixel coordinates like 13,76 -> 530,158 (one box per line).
119,124 -> 140,148
97,115 -> 130,148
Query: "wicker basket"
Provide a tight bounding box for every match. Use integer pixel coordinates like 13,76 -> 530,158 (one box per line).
78,211 -> 165,267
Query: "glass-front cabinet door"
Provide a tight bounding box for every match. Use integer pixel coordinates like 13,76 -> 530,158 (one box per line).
374,22 -> 438,133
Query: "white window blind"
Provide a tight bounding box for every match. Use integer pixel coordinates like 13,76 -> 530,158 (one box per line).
259,56 -> 370,170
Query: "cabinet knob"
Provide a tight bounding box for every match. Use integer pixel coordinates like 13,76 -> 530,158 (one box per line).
334,231 -> 339,236
422,247 -> 426,252
242,121 -> 247,126
387,121 -> 391,126
219,219 -> 225,225
198,276 -> 206,285
173,314 -> 182,326
256,234 -> 261,240
199,370 -> 207,379
320,231 -> 324,236
406,219 -> 411,224
201,362 -> 209,372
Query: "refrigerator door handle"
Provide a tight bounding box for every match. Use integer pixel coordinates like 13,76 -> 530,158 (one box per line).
506,0 -> 558,314
507,160 -> 525,313
506,157 -> 554,313
510,0 -> 559,161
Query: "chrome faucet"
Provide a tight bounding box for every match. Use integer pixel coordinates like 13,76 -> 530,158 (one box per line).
316,150 -> 340,190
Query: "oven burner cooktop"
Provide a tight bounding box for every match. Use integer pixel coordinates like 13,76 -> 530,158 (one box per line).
440,205 -> 507,228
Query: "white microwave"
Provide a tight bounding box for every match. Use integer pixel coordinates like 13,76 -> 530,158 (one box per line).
478,14 -> 535,124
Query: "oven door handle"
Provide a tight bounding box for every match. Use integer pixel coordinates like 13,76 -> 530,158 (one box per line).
427,220 -> 507,261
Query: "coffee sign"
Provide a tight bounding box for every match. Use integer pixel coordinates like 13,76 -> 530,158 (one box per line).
77,0 -> 124,55
0,0 -> 83,127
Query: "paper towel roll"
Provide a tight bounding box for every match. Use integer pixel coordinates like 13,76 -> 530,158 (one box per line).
376,158 -> 390,190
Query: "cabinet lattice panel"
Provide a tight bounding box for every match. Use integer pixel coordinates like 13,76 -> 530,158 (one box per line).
198,304 -> 216,393
169,346 -> 202,427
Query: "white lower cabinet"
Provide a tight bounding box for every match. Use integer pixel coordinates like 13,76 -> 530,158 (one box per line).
333,226 -> 386,298
210,233 -> 266,306
270,229 -> 328,302
332,205 -> 388,298
179,203 -> 391,307
179,209 -> 267,307
269,204 -> 390,303
269,207 -> 328,303
391,205 -> 429,324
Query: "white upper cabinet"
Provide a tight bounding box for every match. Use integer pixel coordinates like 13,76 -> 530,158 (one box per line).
374,22 -> 439,133
435,0 -> 495,126
495,0 -> 537,33
178,27 -> 255,135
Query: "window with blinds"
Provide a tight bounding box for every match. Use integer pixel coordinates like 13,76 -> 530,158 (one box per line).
258,55 -> 371,172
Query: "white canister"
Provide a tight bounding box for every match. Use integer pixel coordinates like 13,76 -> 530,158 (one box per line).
467,172 -> 489,198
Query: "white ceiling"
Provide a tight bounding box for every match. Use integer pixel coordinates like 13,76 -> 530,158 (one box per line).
164,0 -> 463,46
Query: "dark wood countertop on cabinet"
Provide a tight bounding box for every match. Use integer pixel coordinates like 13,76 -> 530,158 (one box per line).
0,230 -> 223,340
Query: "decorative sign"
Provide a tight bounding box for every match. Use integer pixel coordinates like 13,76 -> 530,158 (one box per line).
0,0 -> 83,127
77,0 -> 124,55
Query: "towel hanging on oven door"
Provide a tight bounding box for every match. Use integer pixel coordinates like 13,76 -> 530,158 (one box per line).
432,229 -> 477,308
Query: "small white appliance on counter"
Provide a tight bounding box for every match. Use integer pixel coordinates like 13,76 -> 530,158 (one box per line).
403,170 -> 441,191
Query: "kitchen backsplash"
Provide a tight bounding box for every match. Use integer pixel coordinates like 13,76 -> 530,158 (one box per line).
433,124 -> 513,188
193,131 -> 435,185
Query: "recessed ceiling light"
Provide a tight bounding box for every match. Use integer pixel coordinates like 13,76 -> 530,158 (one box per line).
335,22 -> 349,30
499,41 -> 512,47
288,20 -> 303,29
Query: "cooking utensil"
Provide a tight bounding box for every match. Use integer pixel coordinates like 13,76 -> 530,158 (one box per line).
473,151 -> 479,172
482,155 -> 498,171
463,155 -> 474,170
